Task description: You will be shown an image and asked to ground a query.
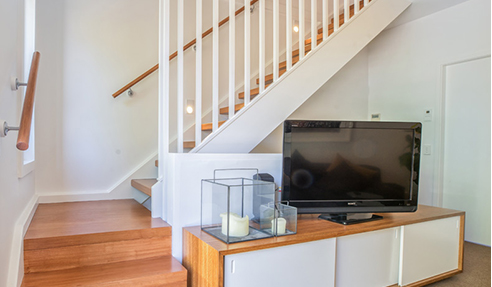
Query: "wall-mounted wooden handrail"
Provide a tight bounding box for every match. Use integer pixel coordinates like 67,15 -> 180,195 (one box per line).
17,51 -> 41,151
112,0 -> 259,98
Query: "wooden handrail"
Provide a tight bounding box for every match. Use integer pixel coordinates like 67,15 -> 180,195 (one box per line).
17,51 -> 40,151
113,0 -> 259,98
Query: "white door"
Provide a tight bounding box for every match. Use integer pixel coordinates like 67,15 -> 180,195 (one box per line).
336,227 -> 400,287
442,56 -> 491,246
223,238 -> 336,287
399,217 -> 461,286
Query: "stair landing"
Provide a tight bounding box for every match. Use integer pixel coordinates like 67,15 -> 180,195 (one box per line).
22,199 -> 186,287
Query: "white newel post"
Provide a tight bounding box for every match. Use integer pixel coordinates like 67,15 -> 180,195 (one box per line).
157,0 -> 170,219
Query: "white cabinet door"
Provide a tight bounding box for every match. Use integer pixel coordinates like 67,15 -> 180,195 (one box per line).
336,227 -> 400,287
399,216 -> 461,286
224,238 -> 336,287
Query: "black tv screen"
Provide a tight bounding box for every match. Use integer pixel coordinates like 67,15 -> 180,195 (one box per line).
281,120 -> 421,216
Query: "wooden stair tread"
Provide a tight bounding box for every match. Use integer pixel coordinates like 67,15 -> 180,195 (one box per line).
183,141 -> 196,149
201,120 -> 226,131
256,31 -> 329,85
220,103 -> 244,114
238,84 -> 271,99
21,256 -> 187,287
131,178 -> 157,197
24,200 -> 169,243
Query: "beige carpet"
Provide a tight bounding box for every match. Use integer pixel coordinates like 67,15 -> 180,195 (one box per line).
427,241 -> 491,287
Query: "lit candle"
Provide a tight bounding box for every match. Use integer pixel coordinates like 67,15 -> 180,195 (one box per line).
220,212 -> 250,237
271,217 -> 287,235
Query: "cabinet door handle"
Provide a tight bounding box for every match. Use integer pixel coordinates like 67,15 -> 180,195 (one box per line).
231,260 -> 235,274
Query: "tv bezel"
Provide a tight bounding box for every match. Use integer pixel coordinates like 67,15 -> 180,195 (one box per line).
281,120 -> 421,215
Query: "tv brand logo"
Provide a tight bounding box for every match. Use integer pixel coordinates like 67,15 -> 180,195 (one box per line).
348,202 -> 357,206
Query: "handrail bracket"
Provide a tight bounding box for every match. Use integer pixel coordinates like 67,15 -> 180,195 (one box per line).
1,120 -> 19,137
11,77 -> 28,91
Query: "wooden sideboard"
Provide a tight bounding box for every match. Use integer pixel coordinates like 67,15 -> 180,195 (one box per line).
183,205 -> 464,287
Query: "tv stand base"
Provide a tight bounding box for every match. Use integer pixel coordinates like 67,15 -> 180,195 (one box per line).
183,205 -> 465,287
318,213 -> 383,225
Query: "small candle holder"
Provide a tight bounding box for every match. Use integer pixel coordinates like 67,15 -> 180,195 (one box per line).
201,177 -> 277,244
262,202 -> 297,236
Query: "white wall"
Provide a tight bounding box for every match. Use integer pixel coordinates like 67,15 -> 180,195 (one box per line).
0,0 -> 37,285
252,48 -> 370,153
35,0 -> 159,199
32,0 -> 347,197
366,0 -> 490,205
31,0 -> 332,196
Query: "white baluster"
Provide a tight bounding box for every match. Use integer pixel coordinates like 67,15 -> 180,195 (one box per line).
244,0 -> 251,105
195,0 -> 202,146
333,0 -> 339,31
212,0 -> 219,131
259,0 -> 265,93
229,0 -> 235,118
286,0 -> 292,71
323,0 -> 328,40
364,0 -> 368,7
355,0 -> 360,14
177,0 -> 184,153
344,0 -> 349,23
311,0 -> 317,50
299,0 -> 305,60
273,0 -> 279,81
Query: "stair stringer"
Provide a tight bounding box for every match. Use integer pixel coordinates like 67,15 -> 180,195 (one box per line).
191,0 -> 411,153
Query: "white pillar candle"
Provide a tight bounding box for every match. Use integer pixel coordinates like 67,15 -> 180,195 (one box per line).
220,212 -> 249,237
271,217 -> 287,235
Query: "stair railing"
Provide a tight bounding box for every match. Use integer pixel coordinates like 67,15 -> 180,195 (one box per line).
157,0 -> 369,153
1,51 -> 41,151
113,0 -> 260,99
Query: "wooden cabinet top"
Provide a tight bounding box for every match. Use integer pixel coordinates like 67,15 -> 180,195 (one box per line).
183,205 -> 464,256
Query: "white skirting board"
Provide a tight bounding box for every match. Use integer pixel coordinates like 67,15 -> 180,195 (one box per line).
7,194 -> 39,287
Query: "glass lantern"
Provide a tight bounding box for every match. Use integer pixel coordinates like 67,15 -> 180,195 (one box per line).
201,178 -> 277,243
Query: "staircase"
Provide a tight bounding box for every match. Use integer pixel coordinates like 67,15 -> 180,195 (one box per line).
126,0 -> 411,207
193,0 -> 369,150
193,0 -> 411,153
21,200 -> 187,286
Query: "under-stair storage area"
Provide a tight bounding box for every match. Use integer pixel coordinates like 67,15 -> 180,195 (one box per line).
21,200 -> 187,287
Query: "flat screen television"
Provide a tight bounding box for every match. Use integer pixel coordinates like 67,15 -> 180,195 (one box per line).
281,120 -> 421,224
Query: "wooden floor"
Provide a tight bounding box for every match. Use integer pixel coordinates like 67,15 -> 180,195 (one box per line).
25,199 -> 168,240
22,199 -> 186,287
